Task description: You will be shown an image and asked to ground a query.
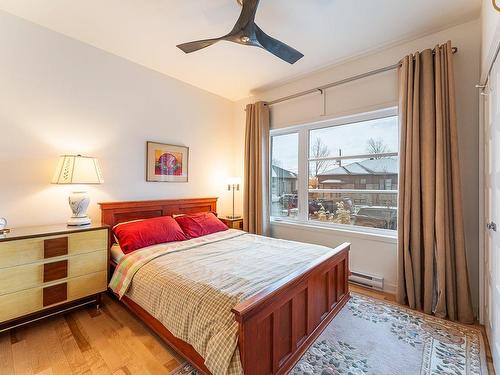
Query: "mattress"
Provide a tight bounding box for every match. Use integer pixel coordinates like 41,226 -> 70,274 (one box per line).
110,243 -> 125,263
109,229 -> 343,375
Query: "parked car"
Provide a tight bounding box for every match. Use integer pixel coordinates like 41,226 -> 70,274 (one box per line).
352,206 -> 397,230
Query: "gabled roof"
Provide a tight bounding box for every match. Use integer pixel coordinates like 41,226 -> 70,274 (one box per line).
271,165 -> 297,179
319,158 -> 398,176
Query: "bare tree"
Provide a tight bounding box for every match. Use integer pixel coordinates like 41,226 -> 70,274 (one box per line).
366,137 -> 389,158
311,138 -> 332,176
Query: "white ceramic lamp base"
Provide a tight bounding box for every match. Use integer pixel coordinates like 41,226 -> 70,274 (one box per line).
67,191 -> 91,226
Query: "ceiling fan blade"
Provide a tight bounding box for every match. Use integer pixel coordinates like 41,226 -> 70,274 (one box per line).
254,25 -> 304,64
177,38 -> 222,53
232,0 -> 260,32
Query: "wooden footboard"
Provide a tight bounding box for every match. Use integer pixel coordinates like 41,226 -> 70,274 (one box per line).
232,243 -> 350,375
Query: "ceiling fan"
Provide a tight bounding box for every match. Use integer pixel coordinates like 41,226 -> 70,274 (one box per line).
177,0 -> 304,64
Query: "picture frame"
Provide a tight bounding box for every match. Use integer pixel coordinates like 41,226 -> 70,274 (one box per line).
146,141 -> 189,182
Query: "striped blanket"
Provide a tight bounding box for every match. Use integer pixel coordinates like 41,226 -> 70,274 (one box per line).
109,229 -> 339,375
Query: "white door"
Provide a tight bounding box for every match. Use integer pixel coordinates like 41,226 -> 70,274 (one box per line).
484,53 -> 500,369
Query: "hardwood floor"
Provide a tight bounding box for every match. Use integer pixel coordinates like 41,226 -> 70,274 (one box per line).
0,285 -> 496,374
0,294 -> 183,375
349,283 -> 397,302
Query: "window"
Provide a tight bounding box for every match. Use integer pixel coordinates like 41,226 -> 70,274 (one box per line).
270,108 -> 399,233
271,133 -> 299,218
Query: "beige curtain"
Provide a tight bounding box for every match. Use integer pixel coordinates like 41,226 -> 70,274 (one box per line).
397,41 -> 474,323
243,102 -> 270,235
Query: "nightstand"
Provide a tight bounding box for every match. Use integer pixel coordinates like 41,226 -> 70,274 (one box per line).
0,223 -> 108,331
220,217 -> 244,230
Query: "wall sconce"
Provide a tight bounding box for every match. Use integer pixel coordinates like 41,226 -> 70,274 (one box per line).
227,177 -> 241,219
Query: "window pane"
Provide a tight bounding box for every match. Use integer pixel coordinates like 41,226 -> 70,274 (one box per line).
309,158 -> 399,191
308,191 -> 397,230
309,116 -> 399,158
271,133 -> 299,218
308,114 -> 399,231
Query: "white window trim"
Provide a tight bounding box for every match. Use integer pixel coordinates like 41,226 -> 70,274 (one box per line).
297,127 -> 309,222
309,189 -> 398,194
270,107 -> 397,136
309,151 -> 398,162
271,218 -> 397,244
270,106 -> 399,239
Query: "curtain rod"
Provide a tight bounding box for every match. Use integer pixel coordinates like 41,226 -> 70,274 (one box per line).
479,42 -> 500,88
261,46 -> 458,107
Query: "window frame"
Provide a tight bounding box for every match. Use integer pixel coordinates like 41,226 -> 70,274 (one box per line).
270,107 -> 399,237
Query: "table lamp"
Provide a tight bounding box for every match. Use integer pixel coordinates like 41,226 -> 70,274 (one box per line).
52,155 -> 104,226
227,177 -> 241,219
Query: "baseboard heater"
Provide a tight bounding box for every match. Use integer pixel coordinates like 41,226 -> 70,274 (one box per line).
349,271 -> 384,290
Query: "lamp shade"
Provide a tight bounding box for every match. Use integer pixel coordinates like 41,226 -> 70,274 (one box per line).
52,155 -> 104,184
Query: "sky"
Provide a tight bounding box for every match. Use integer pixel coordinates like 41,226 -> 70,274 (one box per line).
272,116 -> 399,173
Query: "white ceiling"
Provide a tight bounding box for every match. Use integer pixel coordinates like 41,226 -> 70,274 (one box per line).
0,0 -> 481,101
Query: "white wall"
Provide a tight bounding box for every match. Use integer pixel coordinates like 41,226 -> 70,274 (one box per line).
234,20 -> 481,311
0,11 -> 236,227
272,222 -> 398,291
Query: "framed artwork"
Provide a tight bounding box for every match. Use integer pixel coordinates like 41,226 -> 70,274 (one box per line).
146,141 -> 189,182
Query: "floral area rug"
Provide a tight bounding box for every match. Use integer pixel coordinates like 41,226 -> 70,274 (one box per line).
171,293 -> 488,375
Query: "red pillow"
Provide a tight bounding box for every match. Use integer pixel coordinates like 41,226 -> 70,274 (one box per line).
174,212 -> 228,238
113,216 -> 187,254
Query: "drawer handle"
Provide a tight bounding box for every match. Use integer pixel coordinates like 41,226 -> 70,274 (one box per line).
43,260 -> 68,283
43,283 -> 67,307
44,237 -> 68,258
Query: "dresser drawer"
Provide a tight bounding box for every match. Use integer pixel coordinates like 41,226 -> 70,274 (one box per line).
0,271 -> 107,323
67,270 -> 107,301
0,250 -> 107,296
0,229 -> 107,268
0,287 -> 42,324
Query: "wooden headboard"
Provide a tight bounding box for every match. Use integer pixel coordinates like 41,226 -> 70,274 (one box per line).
99,197 -> 218,228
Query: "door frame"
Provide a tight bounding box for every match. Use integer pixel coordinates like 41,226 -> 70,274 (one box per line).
479,87 -> 486,325
479,16 -> 500,326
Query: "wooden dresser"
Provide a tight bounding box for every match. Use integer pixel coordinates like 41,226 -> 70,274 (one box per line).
0,224 -> 108,331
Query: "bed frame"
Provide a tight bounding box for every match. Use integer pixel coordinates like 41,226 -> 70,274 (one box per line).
99,197 -> 350,375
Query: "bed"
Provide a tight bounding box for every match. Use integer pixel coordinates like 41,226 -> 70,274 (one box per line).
100,197 -> 350,375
